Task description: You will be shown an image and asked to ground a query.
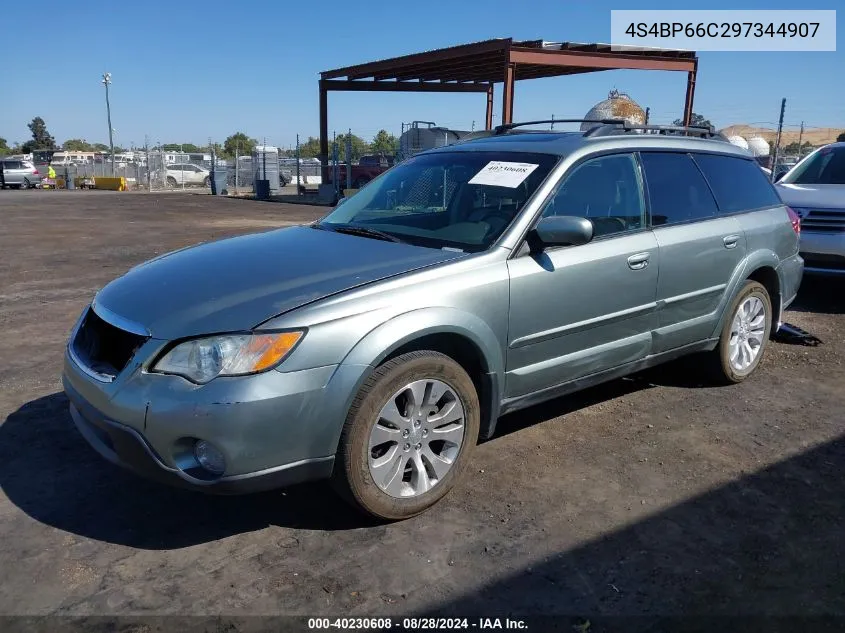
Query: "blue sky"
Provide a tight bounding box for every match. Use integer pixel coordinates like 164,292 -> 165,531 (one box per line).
1,0 -> 841,149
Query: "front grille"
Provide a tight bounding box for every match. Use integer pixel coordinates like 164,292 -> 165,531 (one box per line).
801,209 -> 845,233
801,253 -> 845,271
72,308 -> 149,378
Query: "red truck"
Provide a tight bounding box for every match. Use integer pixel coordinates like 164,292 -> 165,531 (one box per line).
326,154 -> 395,189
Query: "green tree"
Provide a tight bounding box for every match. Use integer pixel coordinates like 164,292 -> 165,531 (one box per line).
161,143 -> 201,153
0,137 -> 10,156
63,139 -> 94,151
370,129 -> 398,155
672,113 -> 713,129
298,136 -> 321,159
22,117 -> 57,152
335,133 -> 370,162
837,132 -> 845,143
92,143 -> 110,152
297,134 -> 370,161
783,141 -> 813,154
223,132 -> 257,158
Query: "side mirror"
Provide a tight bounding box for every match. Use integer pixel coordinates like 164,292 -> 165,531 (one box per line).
533,215 -> 593,248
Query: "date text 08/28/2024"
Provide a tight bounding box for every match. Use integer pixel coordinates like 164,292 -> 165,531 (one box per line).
307,617 -> 528,630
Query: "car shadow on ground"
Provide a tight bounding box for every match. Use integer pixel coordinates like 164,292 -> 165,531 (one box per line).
1,282 -> 839,551
0,358 -> 726,550
788,275 -> 845,315
426,432 -> 845,629
0,392 -> 375,549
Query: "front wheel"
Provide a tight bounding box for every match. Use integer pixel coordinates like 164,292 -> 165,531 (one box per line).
709,280 -> 772,384
332,351 -> 480,520
166,176 -> 177,188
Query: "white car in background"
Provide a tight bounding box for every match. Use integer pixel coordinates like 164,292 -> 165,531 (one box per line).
165,163 -> 210,188
776,142 -> 845,275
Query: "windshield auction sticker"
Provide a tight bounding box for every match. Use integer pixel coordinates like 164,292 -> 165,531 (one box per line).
469,161 -> 540,188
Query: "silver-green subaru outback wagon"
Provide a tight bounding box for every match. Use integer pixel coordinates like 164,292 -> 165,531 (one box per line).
63,121 -> 803,520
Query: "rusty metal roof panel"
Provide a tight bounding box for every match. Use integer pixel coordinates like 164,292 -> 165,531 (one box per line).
321,38 -> 697,83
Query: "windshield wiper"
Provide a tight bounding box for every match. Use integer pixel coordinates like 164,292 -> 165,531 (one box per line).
313,223 -> 403,243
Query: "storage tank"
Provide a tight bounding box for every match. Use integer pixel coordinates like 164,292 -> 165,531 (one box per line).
747,136 -> 771,157
399,121 -> 472,160
727,135 -> 750,150
253,145 -> 281,192
580,90 -> 646,131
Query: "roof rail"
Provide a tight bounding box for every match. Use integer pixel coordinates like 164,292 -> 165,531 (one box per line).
494,118 -> 625,135
584,121 -> 726,140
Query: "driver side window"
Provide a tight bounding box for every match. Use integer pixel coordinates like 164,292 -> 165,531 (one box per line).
541,153 -> 645,239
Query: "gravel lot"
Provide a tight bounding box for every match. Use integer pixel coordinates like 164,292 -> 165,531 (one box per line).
0,190 -> 843,626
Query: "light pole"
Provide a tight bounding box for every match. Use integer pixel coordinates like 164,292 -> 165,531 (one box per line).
101,73 -> 115,175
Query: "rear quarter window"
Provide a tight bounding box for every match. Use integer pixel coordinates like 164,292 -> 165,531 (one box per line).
640,152 -> 719,226
693,154 -> 782,213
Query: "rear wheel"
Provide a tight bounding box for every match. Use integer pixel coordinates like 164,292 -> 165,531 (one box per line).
332,351 -> 479,520
708,280 -> 772,384
22,178 -> 31,190
203,176 -> 210,188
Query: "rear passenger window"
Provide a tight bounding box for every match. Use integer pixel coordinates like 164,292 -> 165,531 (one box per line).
542,153 -> 645,238
640,152 -> 718,226
693,154 -> 782,213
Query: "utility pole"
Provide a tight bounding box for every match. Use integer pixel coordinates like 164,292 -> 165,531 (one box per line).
295,134 -> 301,197
235,140 -> 239,195
771,98 -> 786,183
797,121 -> 805,159
101,73 -> 115,175
345,128 -> 352,192
144,135 -> 151,192
550,114 -> 555,130
645,107 -> 650,125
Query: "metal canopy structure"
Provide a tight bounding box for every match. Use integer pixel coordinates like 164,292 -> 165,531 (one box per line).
319,38 -> 698,177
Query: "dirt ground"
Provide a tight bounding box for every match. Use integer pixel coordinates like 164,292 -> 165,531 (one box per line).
0,190 -> 843,626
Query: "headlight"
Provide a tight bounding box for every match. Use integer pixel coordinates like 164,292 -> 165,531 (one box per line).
152,331 -> 303,384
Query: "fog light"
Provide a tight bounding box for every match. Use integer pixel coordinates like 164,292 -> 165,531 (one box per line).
193,440 -> 226,475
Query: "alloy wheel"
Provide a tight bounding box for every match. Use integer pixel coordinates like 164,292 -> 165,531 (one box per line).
367,379 -> 465,498
729,295 -> 767,372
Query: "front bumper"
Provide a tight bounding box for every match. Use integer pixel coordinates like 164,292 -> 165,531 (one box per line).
66,397 -> 333,493
800,230 -> 845,275
62,344 -> 369,493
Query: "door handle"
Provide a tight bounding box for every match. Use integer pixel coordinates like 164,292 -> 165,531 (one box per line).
627,252 -> 650,270
723,234 -> 740,249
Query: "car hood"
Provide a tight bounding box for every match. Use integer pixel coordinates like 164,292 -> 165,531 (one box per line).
94,225 -> 465,339
776,183 -> 845,209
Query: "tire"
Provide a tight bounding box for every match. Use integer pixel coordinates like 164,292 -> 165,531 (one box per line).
203,176 -> 210,188
166,176 -> 177,188
332,351 -> 480,520
22,178 -> 30,190
708,280 -> 772,384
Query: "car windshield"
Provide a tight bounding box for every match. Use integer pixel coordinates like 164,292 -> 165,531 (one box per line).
318,151 -> 558,252
781,145 -> 845,185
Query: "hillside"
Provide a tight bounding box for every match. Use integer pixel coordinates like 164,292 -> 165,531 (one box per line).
720,125 -> 843,147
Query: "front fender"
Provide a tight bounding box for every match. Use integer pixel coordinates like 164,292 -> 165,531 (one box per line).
343,307 -> 503,375
339,307 -> 505,441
